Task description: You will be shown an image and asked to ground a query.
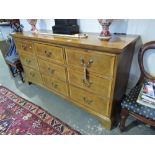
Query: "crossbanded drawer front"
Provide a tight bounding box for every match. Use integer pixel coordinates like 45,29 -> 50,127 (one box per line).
34,43 -> 64,64
65,48 -> 115,77
68,68 -> 112,98
19,53 -> 39,70
38,59 -> 66,82
24,67 -> 43,86
14,39 -> 34,54
42,75 -> 68,96
69,85 -> 109,116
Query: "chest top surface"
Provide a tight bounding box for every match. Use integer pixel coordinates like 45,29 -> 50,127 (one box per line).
12,30 -> 139,54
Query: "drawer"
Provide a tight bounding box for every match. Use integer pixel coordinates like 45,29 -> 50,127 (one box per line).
24,67 -> 43,85
65,48 -> 115,77
15,39 -> 34,54
42,75 -> 68,96
68,68 -> 112,98
69,85 -> 109,116
34,43 -> 64,64
38,59 -> 66,82
19,53 -> 39,70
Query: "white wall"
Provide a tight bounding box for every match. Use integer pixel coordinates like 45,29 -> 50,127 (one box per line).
19,19 -> 155,89
20,19 -> 128,34
0,26 -> 12,39
127,19 -> 155,88
20,19 -> 55,31
78,19 -> 128,34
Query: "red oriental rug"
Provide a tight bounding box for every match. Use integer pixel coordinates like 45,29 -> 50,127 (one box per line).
0,86 -> 80,135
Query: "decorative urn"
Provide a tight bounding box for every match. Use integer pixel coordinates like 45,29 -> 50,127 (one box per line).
98,19 -> 113,37
27,19 -> 38,33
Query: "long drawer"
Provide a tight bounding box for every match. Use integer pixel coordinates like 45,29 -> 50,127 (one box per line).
42,75 -> 68,96
69,85 -> 109,116
68,68 -> 112,98
14,39 -> 34,54
34,43 -> 64,64
38,59 -> 66,82
19,53 -> 39,70
24,66 -> 43,86
65,47 -> 115,77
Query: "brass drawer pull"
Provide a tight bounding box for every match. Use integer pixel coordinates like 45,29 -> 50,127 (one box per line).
21,44 -> 27,50
51,82 -> 58,89
21,44 -> 32,51
45,50 -> 52,57
30,72 -> 35,77
82,65 -> 92,87
47,67 -> 55,74
82,78 -> 93,87
82,97 -> 93,105
25,59 -> 31,64
88,59 -> 93,65
80,57 -> 93,87
80,57 -> 93,66
80,57 -> 84,65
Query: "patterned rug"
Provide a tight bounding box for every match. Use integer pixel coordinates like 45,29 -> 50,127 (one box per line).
0,85 -> 80,135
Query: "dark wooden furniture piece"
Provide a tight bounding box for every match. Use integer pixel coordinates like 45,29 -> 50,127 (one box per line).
119,41 -> 155,131
0,39 -> 24,82
5,59 -> 24,82
12,31 -> 139,129
0,39 -> 9,58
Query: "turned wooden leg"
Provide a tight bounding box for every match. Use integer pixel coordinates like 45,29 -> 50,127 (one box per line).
17,63 -> 24,83
8,64 -> 15,77
119,108 -> 129,132
18,71 -> 24,83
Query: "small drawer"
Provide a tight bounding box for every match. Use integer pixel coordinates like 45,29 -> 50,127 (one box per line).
38,59 -> 66,82
19,53 -> 39,70
34,43 -> 64,64
24,67 -> 43,86
65,48 -> 115,77
15,39 -> 34,54
69,85 -> 109,116
42,75 -> 68,96
68,68 -> 112,98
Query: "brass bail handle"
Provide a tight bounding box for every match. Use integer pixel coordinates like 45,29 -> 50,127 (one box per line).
22,44 -> 27,50
87,59 -> 93,66
83,64 -> 87,82
80,57 -> 93,67
82,97 -> 93,105
80,57 -> 93,87
48,67 -> 55,74
26,59 -> 31,64
45,50 -> 52,57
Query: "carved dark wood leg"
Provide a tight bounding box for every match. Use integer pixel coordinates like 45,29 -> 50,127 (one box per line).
18,71 -> 24,83
8,64 -> 15,77
119,108 -> 129,132
16,62 -> 24,83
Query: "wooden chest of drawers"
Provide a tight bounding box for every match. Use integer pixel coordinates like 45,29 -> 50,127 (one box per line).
12,31 -> 139,129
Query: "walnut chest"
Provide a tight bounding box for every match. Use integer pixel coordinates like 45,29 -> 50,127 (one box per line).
12,31 -> 139,129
